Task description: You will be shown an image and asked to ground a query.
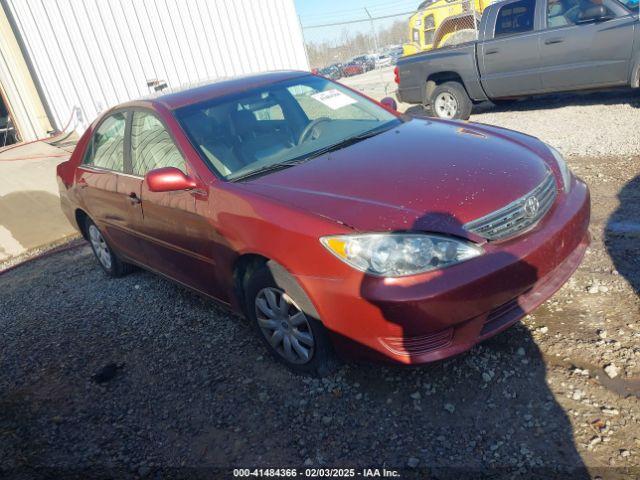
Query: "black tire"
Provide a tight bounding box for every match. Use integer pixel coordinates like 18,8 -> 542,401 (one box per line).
429,81 -> 473,120
84,217 -> 134,278
244,261 -> 338,376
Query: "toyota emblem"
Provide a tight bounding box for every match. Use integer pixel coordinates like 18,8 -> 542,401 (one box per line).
523,196 -> 540,218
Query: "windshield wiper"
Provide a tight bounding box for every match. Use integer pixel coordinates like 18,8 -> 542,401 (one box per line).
288,124 -> 397,164
229,162 -> 300,182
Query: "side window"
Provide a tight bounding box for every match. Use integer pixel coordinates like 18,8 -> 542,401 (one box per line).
495,0 -> 535,37
547,0 -> 579,27
131,111 -> 186,176
547,0 -> 616,27
84,112 -> 126,172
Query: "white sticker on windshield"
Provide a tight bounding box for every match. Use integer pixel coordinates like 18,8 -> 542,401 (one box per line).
311,89 -> 357,110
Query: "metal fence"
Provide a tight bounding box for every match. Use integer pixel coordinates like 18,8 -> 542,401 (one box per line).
302,0 -> 486,69
404,0 -> 482,54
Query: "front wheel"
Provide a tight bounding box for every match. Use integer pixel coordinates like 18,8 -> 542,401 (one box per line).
429,81 -> 473,120
245,262 -> 337,376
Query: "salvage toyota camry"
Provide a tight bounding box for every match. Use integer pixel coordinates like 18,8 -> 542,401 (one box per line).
57,71 -> 590,375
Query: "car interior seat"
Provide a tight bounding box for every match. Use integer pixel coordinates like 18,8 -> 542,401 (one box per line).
181,110 -> 244,177
230,109 -> 292,165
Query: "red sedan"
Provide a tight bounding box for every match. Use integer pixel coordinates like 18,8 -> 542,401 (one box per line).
341,63 -> 364,77
57,71 -> 590,375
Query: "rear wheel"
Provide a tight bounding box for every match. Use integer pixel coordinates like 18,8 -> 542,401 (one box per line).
245,262 -> 337,376
429,81 -> 473,120
85,217 -> 133,277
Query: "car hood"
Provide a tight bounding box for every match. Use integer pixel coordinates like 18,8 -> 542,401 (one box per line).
238,119 -> 552,238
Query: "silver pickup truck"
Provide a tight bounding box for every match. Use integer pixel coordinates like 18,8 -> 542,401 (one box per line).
395,0 -> 640,119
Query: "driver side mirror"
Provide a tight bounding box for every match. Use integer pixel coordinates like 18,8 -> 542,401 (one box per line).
577,4 -> 613,22
380,96 -> 398,112
145,167 -> 197,192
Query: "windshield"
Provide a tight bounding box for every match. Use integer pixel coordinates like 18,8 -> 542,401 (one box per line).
175,76 -> 400,181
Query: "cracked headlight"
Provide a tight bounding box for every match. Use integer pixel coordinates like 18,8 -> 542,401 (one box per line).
546,143 -> 572,193
320,233 -> 483,277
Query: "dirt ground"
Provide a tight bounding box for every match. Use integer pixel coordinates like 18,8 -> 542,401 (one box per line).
0,150 -> 638,479
0,76 -> 639,478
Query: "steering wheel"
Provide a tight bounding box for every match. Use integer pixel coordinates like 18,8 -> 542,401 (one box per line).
297,117 -> 332,145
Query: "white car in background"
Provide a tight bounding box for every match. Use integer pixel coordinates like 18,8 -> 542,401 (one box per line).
374,54 -> 393,69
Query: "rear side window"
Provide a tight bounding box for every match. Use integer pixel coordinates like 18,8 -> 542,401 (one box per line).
130,111 -> 186,176
495,0 -> 535,37
84,112 -> 126,172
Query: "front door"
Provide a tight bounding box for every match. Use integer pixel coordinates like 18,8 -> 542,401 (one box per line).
479,0 -> 543,97
77,111 -> 144,261
128,110 -> 220,297
539,0 -> 635,91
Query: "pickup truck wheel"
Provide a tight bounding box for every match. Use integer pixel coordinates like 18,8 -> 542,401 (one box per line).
430,82 -> 472,120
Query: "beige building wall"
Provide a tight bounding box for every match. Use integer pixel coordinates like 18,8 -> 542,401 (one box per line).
0,4 -> 51,142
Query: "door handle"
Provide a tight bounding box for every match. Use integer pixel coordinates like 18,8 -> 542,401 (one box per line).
128,192 -> 141,205
544,38 -> 564,45
189,188 -> 208,198
485,48 -> 499,55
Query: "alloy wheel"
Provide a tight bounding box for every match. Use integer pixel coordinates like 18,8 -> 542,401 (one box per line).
255,287 -> 315,365
88,224 -> 112,270
434,92 -> 459,119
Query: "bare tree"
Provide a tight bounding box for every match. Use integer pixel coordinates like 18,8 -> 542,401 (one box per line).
306,20 -> 407,69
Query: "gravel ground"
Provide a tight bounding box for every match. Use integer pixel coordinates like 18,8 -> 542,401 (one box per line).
343,67 -> 640,157
469,90 -> 640,158
1,74 -> 640,478
1,153 -> 638,479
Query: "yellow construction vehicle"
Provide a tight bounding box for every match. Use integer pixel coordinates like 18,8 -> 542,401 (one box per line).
402,0 -> 488,56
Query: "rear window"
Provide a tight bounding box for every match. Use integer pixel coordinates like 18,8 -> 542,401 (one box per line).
495,0 -> 535,37
83,112 -> 126,172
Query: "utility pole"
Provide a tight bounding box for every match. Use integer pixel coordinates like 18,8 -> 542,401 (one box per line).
298,14 -> 312,70
364,8 -> 379,53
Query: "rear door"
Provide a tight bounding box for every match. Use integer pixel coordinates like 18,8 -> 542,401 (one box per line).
129,109 -> 220,297
76,111 -> 144,261
539,0 -> 635,90
479,0 -> 543,96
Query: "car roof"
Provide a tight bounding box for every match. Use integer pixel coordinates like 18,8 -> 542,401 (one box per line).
128,70 -> 311,111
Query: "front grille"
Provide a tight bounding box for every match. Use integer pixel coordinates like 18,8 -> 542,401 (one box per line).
464,172 -> 557,241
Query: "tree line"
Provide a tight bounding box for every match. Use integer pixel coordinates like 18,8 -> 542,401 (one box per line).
305,20 -> 407,69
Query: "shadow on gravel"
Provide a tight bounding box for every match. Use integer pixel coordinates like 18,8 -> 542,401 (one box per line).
605,174 -> 640,295
404,88 -> 640,119
477,88 -> 640,115
0,228 -> 591,477
344,212 -> 588,478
